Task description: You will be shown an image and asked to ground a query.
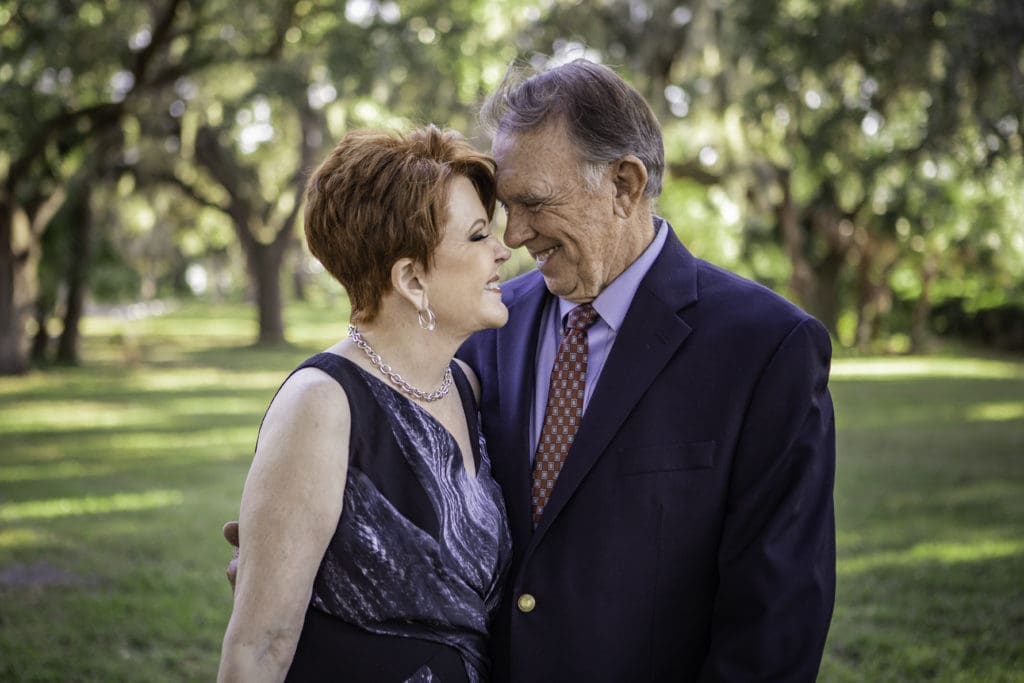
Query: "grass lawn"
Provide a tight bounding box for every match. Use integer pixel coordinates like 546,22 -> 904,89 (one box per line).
1,300 -> 1022,681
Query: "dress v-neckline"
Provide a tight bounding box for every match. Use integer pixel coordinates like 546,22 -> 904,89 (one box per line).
327,353 -> 482,479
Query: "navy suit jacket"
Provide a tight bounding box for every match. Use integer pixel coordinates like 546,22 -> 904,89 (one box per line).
458,226 -> 836,682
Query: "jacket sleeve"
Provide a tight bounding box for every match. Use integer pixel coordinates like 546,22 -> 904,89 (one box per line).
699,317 -> 837,682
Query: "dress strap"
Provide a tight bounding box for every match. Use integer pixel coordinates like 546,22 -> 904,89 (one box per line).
449,362 -> 483,474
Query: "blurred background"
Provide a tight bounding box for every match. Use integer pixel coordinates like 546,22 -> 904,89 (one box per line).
1,1 -> 1022,681
2,0 -> 1022,363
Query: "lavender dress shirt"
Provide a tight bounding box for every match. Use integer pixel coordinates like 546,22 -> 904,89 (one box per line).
528,218 -> 669,460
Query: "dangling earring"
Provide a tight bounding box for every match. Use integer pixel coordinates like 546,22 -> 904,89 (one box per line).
417,303 -> 437,332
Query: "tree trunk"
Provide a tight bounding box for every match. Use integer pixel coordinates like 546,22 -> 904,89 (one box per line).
773,168 -> 818,316
910,254 -> 937,353
188,98 -> 321,347
854,242 -> 876,349
0,202 -> 33,375
30,299 -> 51,362
56,190 -> 93,364
291,242 -> 308,302
243,236 -> 289,346
852,235 -> 899,350
813,251 -> 844,339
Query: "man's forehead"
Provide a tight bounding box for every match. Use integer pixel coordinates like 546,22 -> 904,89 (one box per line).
493,120 -> 572,152
495,160 -> 544,195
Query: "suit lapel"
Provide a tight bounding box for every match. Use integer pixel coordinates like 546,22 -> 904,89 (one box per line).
491,274 -> 549,550
530,231 -> 700,541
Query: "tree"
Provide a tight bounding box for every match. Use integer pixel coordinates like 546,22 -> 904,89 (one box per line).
1,0 -> 305,372
0,0 -> 200,372
7,0 -> 1018,365
722,0 -> 1024,345
150,65 -> 325,344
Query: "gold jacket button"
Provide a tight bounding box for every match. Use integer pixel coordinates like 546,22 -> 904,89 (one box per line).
517,593 -> 536,613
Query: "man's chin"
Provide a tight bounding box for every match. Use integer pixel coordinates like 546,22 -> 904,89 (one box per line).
542,275 -> 593,303
541,272 -> 569,297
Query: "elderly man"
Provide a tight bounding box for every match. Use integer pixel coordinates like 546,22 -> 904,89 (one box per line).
456,59 -> 836,681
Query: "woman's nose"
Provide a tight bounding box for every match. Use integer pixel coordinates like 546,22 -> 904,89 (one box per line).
494,239 -> 512,264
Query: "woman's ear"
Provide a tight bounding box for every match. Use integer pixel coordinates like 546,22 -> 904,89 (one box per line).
390,258 -> 426,308
611,155 -> 648,218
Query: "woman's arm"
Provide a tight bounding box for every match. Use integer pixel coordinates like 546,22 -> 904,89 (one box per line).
217,368 -> 351,683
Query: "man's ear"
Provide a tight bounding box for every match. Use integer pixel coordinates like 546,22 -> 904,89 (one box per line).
390,257 -> 426,309
611,155 -> 648,218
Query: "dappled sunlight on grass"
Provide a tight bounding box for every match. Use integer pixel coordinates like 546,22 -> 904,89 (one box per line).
81,300 -> 345,353
85,426 -> 255,453
831,356 -> 1024,380
857,478 -> 1021,510
2,302 -> 1019,681
1,427 -> 256,484
0,528 -> 56,549
966,401 -> 1024,422
0,460 -> 125,483
0,302 -> 343,681
130,367 -> 284,391
0,489 -> 184,522
829,358 -> 1024,434
839,538 -> 1024,575
827,355 -> 1024,680
1,400 -> 173,432
0,372 -> 55,395
2,388 -> 277,444
150,395 -> 266,417
0,451 -> 251,485
82,312 -> 259,340
0,397 -> 264,436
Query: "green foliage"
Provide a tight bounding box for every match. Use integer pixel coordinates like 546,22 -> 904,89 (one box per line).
88,234 -> 143,303
3,0 -> 1023,366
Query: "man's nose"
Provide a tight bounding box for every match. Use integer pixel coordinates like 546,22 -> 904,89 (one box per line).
503,212 -> 532,249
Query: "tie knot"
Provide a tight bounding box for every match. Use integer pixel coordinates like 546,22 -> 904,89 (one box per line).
565,303 -> 599,331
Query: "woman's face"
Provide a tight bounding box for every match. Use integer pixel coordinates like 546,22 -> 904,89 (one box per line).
422,175 -> 511,337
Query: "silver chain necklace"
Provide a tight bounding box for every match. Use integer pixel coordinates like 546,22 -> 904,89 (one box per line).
348,325 -> 453,402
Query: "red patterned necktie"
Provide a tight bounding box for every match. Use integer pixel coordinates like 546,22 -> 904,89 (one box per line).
531,303 -> 600,525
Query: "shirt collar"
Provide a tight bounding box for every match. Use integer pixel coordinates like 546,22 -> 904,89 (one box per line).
557,217 -> 669,332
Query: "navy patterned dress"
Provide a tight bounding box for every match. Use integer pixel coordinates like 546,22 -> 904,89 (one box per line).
283,353 -> 511,683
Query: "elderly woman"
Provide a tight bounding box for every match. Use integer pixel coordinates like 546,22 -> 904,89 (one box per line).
218,126 -> 512,682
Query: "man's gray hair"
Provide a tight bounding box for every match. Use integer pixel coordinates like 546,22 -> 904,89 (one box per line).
480,59 -> 665,199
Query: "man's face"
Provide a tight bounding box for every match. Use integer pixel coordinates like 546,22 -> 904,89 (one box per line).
492,123 -> 639,303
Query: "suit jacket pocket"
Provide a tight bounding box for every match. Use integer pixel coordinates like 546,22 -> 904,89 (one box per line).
618,441 -> 717,475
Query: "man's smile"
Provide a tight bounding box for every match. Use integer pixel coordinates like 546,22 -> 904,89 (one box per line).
530,245 -> 561,264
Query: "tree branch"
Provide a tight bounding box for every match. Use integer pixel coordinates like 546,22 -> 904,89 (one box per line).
128,0 -> 188,88
272,102 -> 324,248
151,172 -> 227,212
667,159 -> 722,186
6,102 -> 124,194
